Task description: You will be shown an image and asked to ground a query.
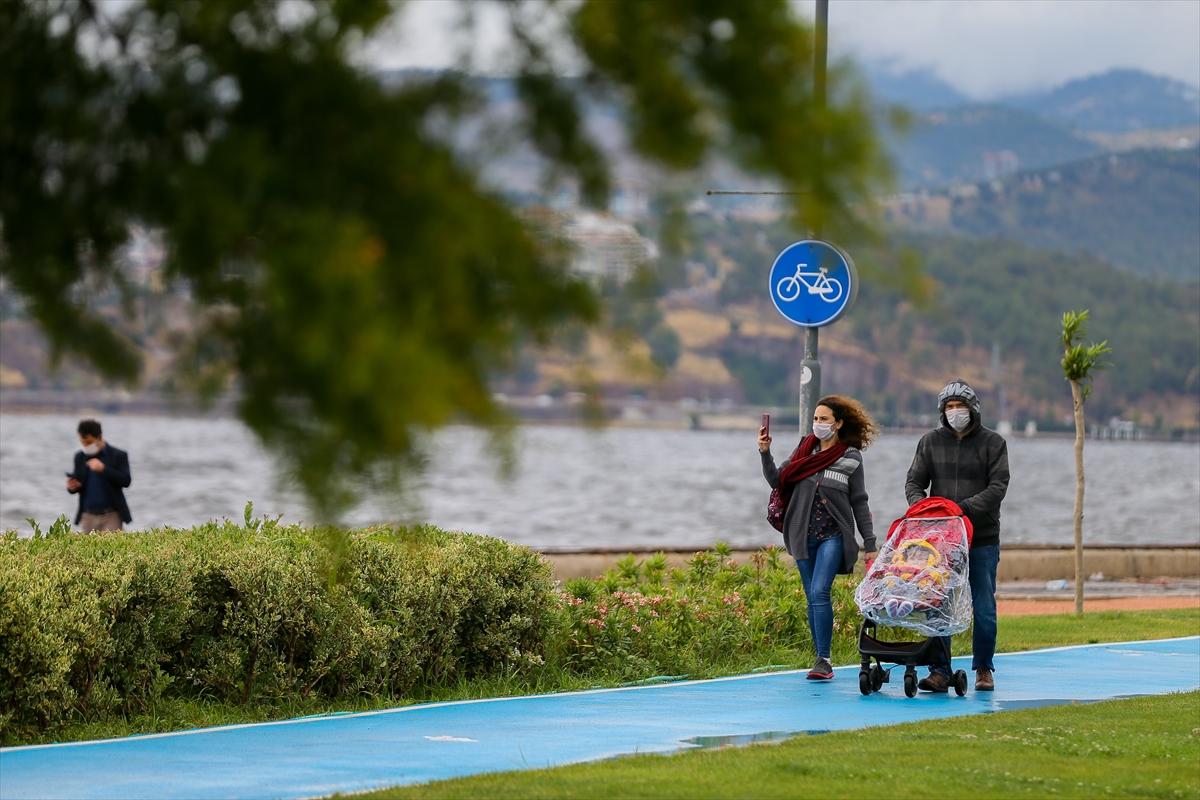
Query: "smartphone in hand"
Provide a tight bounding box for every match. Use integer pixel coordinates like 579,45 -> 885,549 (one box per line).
761,413 -> 770,436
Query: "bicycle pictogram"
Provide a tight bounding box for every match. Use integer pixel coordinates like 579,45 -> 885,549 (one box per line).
775,263 -> 843,303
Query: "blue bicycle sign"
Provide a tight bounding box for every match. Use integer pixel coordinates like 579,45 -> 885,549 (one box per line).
776,263 -> 843,304
768,240 -> 857,327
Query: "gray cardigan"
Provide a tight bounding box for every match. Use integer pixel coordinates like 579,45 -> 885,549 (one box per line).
762,443 -> 876,574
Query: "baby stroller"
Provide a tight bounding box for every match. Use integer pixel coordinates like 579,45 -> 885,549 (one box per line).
853,498 -> 974,697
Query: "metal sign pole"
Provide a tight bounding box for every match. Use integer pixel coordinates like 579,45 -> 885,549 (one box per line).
799,328 -> 821,437
709,2 -> 850,441
799,0 -> 829,437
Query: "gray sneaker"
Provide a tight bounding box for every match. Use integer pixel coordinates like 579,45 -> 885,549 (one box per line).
806,658 -> 834,680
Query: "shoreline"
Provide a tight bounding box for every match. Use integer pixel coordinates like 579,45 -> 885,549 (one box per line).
537,546 -> 1200,584
2,393 -> 1195,442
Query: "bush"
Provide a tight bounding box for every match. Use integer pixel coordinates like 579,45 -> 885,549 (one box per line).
548,543 -> 861,679
0,513 -> 553,742
1,519 -> 870,745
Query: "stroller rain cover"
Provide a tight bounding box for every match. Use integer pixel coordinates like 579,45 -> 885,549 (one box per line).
854,498 -> 974,637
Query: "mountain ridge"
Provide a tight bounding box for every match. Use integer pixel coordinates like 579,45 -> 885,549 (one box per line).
885,145 -> 1200,281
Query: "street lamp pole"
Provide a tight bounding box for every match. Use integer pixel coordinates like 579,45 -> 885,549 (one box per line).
799,0 -> 829,437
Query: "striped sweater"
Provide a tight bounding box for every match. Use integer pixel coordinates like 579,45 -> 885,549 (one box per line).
762,443 -> 876,574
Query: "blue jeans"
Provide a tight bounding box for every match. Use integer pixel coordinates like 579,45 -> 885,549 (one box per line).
934,544 -> 1000,676
796,536 -> 843,660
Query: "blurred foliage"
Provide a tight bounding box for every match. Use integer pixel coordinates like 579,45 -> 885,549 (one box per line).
572,0 -> 890,234
0,0 -> 888,515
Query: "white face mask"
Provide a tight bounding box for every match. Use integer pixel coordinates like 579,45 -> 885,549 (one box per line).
813,422 -> 837,441
82,442 -> 101,456
946,409 -> 971,431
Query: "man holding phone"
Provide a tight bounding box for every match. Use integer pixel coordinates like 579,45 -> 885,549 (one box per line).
66,418 -> 133,533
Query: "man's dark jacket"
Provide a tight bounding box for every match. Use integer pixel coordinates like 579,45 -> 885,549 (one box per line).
68,445 -> 132,524
904,421 -> 1009,548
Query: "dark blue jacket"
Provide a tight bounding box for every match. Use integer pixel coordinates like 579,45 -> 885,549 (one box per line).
68,444 -> 132,524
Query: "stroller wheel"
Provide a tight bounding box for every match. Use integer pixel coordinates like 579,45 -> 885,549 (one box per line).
954,670 -> 968,696
903,672 -> 917,698
870,664 -> 885,691
859,671 -> 872,696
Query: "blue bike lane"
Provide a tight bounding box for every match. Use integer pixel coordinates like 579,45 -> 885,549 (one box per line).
2,637 -> 1197,800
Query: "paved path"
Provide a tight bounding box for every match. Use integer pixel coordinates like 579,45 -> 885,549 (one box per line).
998,596 -> 1199,615
2,637 -> 1197,800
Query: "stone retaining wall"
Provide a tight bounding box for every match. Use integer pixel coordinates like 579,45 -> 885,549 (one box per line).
539,546 -> 1200,583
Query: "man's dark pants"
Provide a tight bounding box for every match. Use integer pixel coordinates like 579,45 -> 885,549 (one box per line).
934,544 -> 1000,676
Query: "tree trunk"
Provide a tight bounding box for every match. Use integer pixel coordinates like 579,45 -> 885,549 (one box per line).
1071,378 -> 1086,617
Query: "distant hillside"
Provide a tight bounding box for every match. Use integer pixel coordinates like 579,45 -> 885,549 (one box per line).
1007,69 -> 1200,133
704,223 -> 1200,429
944,147 -> 1200,280
895,234 -> 1200,415
860,62 -> 967,111
891,104 -> 1101,186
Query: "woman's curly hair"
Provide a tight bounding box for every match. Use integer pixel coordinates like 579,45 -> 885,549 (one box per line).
817,394 -> 880,450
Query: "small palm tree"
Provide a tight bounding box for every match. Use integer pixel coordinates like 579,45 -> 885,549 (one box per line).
1060,310 -> 1113,617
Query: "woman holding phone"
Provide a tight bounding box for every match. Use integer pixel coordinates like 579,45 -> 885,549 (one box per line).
759,395 -> 879,679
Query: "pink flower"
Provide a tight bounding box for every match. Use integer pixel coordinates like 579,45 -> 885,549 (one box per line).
632,624 -> 642,633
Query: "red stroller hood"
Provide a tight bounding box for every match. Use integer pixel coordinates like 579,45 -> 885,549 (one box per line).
886,497 -> 974,547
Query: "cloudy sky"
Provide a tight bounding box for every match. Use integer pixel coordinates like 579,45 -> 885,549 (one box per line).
364,0 -> 1200,98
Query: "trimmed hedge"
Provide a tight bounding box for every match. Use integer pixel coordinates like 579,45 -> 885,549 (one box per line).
0,515 -> 552,741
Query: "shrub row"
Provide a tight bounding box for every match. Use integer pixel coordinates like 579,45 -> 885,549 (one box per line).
2,518 -> 863,744
0,513 -> 552,741
548,545 -> 860,679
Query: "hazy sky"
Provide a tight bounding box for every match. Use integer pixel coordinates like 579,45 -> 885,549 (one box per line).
363,0 -> 1200,98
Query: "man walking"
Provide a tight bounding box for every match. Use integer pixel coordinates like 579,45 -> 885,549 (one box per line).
66,419 -> 132,533
905,379 -> 1009,692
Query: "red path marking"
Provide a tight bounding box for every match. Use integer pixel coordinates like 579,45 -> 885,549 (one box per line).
998,597 -> 1200,616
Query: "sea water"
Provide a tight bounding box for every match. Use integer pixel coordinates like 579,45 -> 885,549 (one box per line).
2,413 -> 1197,548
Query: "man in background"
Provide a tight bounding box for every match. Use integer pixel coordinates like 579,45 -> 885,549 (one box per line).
905,379 -> 1010,692
66,419 -> 132,533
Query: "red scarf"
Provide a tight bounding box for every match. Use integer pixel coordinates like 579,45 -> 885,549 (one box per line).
778,435 -> 848,497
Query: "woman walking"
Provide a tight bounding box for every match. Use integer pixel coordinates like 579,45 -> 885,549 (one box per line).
759,395 -> 879,679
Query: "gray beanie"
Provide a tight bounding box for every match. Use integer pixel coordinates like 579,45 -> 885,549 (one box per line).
938,379 -> 981,415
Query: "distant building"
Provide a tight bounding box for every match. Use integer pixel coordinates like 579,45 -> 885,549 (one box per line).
982,151 -> 1019,180
610,180 -> 650,219
563,212 -> 656,284
881,193 -> 952,228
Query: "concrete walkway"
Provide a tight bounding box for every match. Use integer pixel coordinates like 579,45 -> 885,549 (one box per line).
1,637 -> 1197,800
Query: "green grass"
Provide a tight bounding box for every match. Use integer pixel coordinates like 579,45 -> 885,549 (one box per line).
23,608 -> 1197,747
992,608 -> 1200,653
364,691 -> 1200,799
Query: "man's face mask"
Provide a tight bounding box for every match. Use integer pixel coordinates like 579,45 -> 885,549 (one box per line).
946,408 -> 971,431
82,441 -> 101,456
